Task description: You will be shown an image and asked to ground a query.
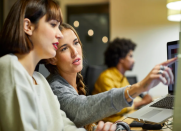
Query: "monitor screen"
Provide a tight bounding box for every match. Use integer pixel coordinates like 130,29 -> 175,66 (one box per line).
167,40 -> 179,94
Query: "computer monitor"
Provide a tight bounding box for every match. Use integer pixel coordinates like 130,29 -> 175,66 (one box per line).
167,40 -> 179,95
126,76 -> 137,85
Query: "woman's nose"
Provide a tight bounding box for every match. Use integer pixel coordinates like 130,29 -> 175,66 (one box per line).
71,47 -> 78,58
56,29 -> 63,40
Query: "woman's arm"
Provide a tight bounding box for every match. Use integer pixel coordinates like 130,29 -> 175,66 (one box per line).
50,80 -> 131,128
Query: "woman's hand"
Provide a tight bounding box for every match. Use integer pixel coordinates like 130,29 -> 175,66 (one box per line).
95,121 -> 116,131
125,57 -> 177,102
138,57 -> 177,92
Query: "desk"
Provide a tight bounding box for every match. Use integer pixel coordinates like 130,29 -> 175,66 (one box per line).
119,111 -> 172,131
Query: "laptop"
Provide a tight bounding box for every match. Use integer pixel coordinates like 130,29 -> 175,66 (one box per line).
127,40 -> 179,125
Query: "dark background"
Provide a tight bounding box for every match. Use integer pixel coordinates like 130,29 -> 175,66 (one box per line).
67,3 -> 109,77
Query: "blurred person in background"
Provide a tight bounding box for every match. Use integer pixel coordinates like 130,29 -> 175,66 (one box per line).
93,38 -> 152,122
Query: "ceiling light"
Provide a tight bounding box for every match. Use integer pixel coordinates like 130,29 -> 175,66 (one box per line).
167,0 -> 181,10
73,21 -> 79,27
88,29 -> 94,36
167,9 -> 181,21
102,36 -> 108,43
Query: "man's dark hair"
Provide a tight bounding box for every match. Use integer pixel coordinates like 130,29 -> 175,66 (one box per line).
104,38 -> 136,68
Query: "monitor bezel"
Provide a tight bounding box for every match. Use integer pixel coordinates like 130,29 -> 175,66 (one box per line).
167,40 -> 179,95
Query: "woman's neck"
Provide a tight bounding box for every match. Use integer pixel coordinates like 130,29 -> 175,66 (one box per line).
59,71 -> 78,92
15,51 -> 40,77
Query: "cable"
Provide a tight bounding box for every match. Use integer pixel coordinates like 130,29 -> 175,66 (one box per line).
162,119 -> 173,130
121,117 -> 128,122
165,123 -> 172,130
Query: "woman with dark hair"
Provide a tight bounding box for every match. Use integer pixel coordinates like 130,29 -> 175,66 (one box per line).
44,23 -> 176,128
0,0 -> 111,131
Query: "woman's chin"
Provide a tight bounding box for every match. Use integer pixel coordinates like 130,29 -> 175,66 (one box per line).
47,51 -> 56,59
76,66 -> 83,73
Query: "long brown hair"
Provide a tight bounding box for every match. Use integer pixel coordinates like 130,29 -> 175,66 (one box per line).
45,23 -> 86,95
44,23 -> 95,131
0,0 -> 62,57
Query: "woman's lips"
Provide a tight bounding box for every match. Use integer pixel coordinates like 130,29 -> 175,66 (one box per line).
73,58 -> 81,65
53,42 -> 59,50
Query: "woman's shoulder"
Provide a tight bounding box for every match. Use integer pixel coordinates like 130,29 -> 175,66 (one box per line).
47,74 -> 75,92
0,54 -> 21,76
0,54 -> 31,77
0,54 -> 17,67
0,54 -> 27,94
47,73 -> 68,85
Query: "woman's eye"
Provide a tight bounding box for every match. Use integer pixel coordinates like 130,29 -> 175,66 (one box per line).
61,47 -> 67,52
74,42 -> 80,45
51,23 -> 57,27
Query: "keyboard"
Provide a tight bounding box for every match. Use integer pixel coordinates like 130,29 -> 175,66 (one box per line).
150,96 -> 174,109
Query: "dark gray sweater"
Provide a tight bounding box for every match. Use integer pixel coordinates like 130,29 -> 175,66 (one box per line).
47,73 -> 132,127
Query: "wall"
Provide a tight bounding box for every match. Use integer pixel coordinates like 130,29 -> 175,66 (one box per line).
0,0 -> 3,30
3,0 -> 16,21
110,0 -> 180,97
59,0 -> 109,23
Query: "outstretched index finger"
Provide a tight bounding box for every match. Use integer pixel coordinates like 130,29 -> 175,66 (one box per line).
159,57 -> 178,66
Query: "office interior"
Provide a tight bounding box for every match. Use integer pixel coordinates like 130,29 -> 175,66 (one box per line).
1,0 -> 180,99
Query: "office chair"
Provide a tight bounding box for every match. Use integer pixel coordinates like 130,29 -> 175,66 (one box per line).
84,65 -> 107,95
35,63 -> 40,72
126,76 -> 137,85
35,62 -> 50,78
126,76 -> 149,99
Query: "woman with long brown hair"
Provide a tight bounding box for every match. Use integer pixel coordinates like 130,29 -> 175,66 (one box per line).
44,23 -> 176,129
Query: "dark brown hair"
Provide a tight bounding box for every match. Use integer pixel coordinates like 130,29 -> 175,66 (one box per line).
104,38 -> 136,68
0,0 -> 62,57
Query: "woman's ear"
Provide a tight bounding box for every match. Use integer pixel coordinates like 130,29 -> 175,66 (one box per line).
47,57 -> 57,65
24,18 -> 34,35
